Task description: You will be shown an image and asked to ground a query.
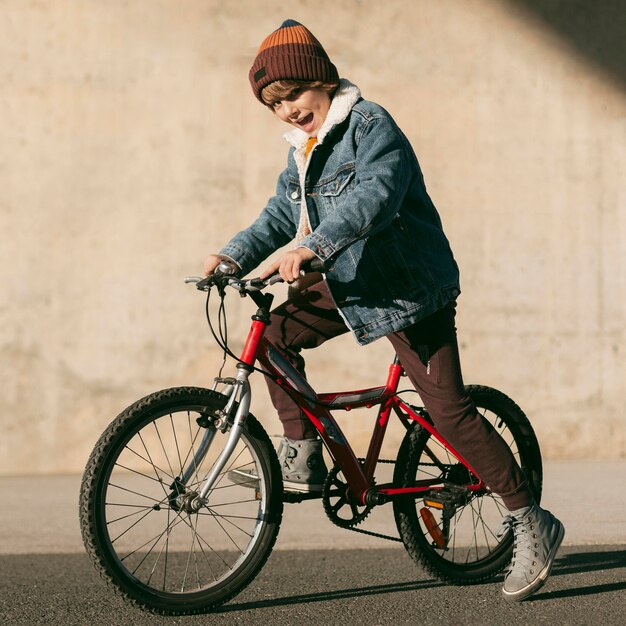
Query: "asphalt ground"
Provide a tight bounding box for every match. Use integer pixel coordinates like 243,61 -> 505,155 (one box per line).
1,546 -> 626,625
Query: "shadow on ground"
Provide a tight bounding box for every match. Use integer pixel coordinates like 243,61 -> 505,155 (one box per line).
1,546 -> 625,625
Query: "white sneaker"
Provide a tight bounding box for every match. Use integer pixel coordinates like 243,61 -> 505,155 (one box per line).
501,504 -> 565,601
227,437 -> 328,493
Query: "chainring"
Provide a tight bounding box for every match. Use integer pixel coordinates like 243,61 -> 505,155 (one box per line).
322,466 -> 373,528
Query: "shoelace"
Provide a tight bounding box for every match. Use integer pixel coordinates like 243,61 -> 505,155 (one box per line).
276,439 -> 298,469
499,514 -> 536,576
496,514 -> 514,540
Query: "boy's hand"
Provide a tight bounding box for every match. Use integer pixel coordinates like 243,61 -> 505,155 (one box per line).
203,254 -> 229,277
260,248 -> 317,282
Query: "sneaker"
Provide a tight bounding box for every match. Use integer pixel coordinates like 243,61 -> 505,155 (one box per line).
227,437 -> 328,493
501,503 -> 565,601
277,437 -> 328,493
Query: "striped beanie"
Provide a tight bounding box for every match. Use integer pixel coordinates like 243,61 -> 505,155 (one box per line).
249,19 -> 339,102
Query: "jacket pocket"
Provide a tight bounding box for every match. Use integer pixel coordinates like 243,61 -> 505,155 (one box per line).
317,163 -> 356,197
286,177 -> 301,203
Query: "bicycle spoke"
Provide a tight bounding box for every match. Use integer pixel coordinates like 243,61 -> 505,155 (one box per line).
199,511 -> 260,522
191,514 -> 202,591
176,510 -> 243,571
195,445 -> 248,494
121,510 -> 188,564
110,501 -> 166,545
153,419 -> 177,483
467,505 -> 480,563
491,494 -> 507,519
177,513 -> 232,570
207,510 -> 248,553
181,517 -> 196,593
105,502 -> 156,509
176,418 -> 204,485
108,507 -> 159,525
138,432 -> 170,499
204,507 -> 255,539
187,512 -> 220,583
163,506 -> 171,591
145,518 -> 172,587
113,462 -> 167,485
207,498 -> 260,507
186,455 -> 254,493
170,413 -> 184,479
124,445 -> 175,483
107,482 -> 166,505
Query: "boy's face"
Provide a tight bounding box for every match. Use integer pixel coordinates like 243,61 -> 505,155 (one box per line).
269,87 -> 331,136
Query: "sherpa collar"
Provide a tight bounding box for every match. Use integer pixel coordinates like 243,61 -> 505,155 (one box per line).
283,79 -> 361,149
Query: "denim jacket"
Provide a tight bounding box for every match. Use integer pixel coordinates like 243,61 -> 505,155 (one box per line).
220,80 -> 460,345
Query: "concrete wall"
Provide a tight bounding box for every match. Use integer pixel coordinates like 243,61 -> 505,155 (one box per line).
1,0 -> 624,475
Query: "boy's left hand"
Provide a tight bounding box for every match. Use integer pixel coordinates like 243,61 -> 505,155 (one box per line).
260,247 -> 317,282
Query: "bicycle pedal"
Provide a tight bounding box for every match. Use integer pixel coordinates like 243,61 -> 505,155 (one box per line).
423,486 -> 470,510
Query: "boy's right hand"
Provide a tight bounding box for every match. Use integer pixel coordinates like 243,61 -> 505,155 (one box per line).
203,254 -> 227,276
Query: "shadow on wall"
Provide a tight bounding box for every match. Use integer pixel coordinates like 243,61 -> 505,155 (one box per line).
508,0 -> 626,92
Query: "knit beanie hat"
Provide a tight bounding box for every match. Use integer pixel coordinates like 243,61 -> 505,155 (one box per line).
249,19 -> 339,102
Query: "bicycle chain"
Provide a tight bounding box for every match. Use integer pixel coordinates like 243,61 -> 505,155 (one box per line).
324,458 -> 446,543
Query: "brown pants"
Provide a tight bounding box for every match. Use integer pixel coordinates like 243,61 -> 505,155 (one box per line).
264,280 -> 533,510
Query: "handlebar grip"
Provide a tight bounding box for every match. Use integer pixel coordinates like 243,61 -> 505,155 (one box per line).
301,257 -> 325,273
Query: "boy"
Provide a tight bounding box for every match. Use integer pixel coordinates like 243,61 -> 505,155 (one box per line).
203,19 -> 563,601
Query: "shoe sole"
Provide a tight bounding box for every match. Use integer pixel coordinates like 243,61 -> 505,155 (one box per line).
282,479 -> 324,493
227,469 -> 259,488
502,521 -> 565,602
228,470 -> 324,494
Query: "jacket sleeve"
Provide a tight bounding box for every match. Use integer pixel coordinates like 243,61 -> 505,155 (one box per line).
219,164 -> 297,275
298,115 -> 412,262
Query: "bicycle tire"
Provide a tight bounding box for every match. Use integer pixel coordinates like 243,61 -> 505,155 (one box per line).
79,386 -> 283,614
393,384 -> 542,584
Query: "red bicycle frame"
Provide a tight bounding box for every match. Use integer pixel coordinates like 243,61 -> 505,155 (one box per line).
239,314 -> 486,506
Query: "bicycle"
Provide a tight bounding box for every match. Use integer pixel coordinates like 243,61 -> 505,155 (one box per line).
79,260 -> 542,615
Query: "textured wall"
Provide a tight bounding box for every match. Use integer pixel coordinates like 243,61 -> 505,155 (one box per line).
1,0 -> 624,474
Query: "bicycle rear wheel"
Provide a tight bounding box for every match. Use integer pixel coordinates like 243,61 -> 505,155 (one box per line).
79,387 -> 282,614
393,385 -> 542,584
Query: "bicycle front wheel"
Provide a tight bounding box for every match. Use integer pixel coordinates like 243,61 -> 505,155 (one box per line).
393,385 -> 542,584
79,387 -> 283,614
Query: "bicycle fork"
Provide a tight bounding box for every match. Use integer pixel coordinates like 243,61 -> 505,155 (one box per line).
177,365 -> 252,513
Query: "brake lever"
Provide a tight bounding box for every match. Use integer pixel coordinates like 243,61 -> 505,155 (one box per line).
195,276 -> 213,291
184,275 -> 213,291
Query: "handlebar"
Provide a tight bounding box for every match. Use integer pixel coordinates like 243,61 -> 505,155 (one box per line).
185,257 -> 324,294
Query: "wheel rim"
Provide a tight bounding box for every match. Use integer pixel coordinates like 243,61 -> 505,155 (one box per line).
95,404 -> 269,597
